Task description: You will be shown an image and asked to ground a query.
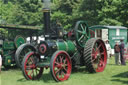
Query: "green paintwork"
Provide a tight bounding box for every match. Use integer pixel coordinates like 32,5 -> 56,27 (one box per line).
4,55 -> 12,66
0,24 -> 42,30
0,23 -> 41,67
3,41 -> 15,50
56,40 -> 76,54
75,21 -> 90,48
36,56 -> 51,67
109,29 -> 127,48
15,36 -> 26,48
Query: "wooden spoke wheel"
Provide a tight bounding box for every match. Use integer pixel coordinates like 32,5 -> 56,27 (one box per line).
22,51 -> 43,80
84,38 -> 107,73
50,51 -> 72,82
74,21 -> 90,48
15,43 -> 36,68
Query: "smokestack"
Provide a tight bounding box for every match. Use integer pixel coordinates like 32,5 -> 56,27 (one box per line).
43,0 -> 51,38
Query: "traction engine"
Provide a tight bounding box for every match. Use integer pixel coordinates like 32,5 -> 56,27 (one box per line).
15,0 -> 107,82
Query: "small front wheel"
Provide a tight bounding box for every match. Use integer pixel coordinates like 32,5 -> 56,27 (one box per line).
22,51 -> 43,80
50,51 -> 72,82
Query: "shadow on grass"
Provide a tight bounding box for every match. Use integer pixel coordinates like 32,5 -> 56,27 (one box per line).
111,79 -> 128,84
112,71 -> 128,78
17,72 -> 55,83
111,71 -> 128,84
40,73 -> 55,83
72,67 -> 91,74
1,65 -> 21,71
17,78 -> 28,82
108,64 -> 117,66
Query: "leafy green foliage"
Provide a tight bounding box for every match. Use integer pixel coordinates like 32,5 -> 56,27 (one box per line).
0,1 -> 17,24
0,0 -> 128,30
13,0 -> 43,26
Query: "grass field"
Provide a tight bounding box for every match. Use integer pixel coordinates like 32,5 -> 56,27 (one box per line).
0,57 -> 128,85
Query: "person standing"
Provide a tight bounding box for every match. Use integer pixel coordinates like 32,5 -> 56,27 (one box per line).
114,42 -> 120,65
119,39 -> 126,65
0,55 -> 2,72
105,40 -> 112,64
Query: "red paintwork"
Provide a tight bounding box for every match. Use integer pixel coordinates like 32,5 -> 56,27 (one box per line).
24,52 -> 43,80
39,44 -> 47,54
52,51 -> 72,81
91,40 -> 107,72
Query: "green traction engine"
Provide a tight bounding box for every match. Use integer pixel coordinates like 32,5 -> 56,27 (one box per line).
16,0 -> 107,82
0,24 -> 41,68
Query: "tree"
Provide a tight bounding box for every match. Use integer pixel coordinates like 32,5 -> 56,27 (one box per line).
13,0 -> 43,26
51,0 -> 82,29
0,0 -> 17,24
98,0 -> 123,25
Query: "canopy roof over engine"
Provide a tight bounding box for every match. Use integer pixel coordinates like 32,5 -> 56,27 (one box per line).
0,24 -> 42,30
89,25 -> 127,29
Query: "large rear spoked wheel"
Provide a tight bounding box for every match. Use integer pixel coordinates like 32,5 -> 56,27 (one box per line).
84,38 -> 107,73
50,51 -> 72,82
15,43 -> 36,68
22,51 -> 43,80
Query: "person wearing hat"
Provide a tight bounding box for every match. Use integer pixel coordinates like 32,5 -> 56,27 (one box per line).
119,39 -> 126,65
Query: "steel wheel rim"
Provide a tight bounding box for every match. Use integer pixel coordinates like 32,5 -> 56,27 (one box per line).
52,51 -> 71,81
19,47 -> 35,67
24,52 -> 42,80
91,40 -> 107,72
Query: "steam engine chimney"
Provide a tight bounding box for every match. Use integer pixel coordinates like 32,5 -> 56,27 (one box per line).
43,0 -> 51,39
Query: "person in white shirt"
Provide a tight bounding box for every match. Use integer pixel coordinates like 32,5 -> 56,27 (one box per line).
105,40 -> 112,64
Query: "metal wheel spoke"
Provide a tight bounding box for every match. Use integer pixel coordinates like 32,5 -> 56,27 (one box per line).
32,70 -> 35,79
96,44 -> 102,53
80,24 -> 85,31
30,56 -> 36,65
78,35 -> 84,42
63,66 -> 67,73
63,59 -> 67,64
62,71 -> 65,75
60,70 -> 63,78
55,64 -> 61,68
60,56 -> 63,63
26,65 -> 33,69
26,58 -> 31,65
30,69 -> 34,77
92,57 -> 97,62
35,69 -> 38,76
55,61 -> 60,66
101,51 -> 105,55
77,30 -> 83,34
99,59 -> 104,67
55,68 -> 61,74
